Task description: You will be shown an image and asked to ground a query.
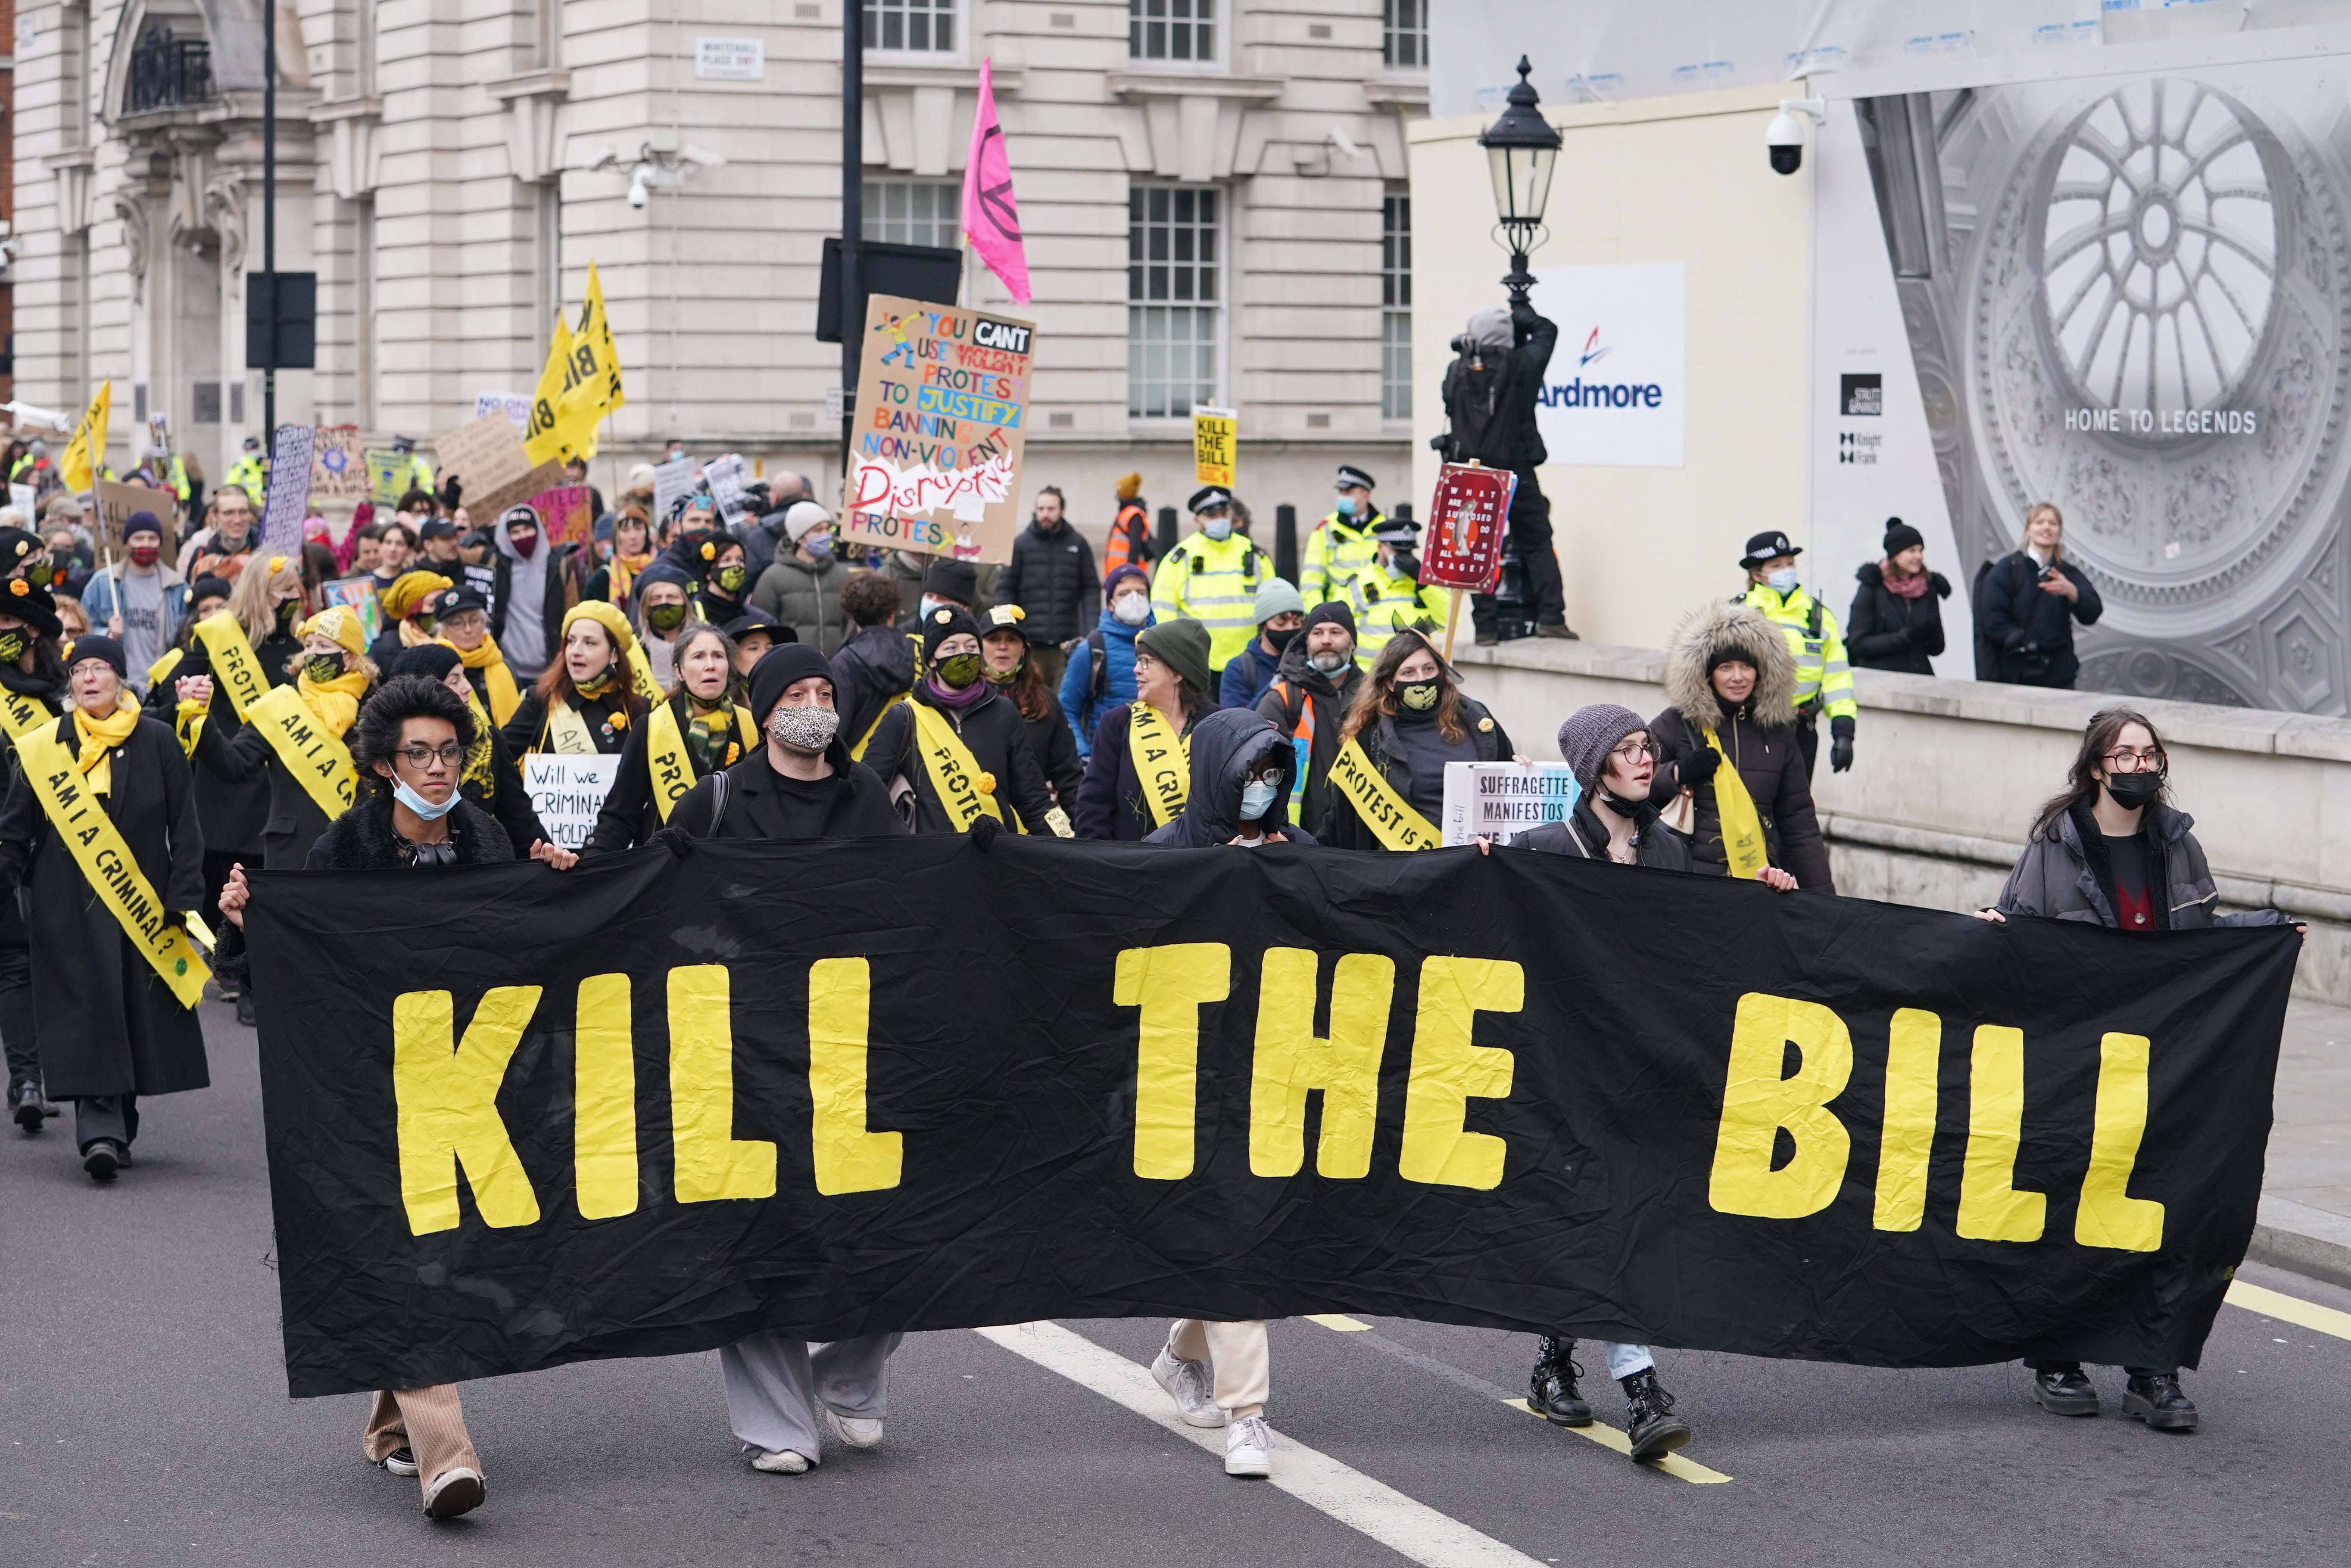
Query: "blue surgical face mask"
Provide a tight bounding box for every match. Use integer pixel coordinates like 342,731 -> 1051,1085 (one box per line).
1239,778 -> 1279,821
919,595 -> 946,619
1766,567 -> 1800,593
803,532 -> 834,560
1333,494 -> 1356,517
393,778 -> 459,821
1202,516 -> 1234,543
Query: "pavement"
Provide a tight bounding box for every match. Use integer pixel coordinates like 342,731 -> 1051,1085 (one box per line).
2254,999 -> 2351,1287
5,999 -> 2351,1566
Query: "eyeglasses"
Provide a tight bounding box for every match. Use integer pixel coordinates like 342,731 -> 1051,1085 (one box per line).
397,742 -> 466,769
2101,748 -> 2166,773
1609,739 -> 1659,764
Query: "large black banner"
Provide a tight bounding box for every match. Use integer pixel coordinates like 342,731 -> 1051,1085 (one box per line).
250,838 -> 2295,1397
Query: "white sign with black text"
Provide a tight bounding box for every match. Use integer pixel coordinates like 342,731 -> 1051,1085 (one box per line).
1439,761 -> 1580,847
523,754 -> 622,849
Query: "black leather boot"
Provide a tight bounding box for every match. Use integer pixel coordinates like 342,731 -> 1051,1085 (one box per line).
1622,1368 -> 1691,1462
1528,1336 -> 1591,1427
2031,1365 -> 2101,1417
2123,1372 -> 2198,1432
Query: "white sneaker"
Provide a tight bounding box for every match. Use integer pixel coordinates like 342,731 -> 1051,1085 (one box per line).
751,1447 -> 814,1474
1223,1415 -> 1272,1478
821,1405 -> 884,1452
1151,1347 -> 1226,1428
421,1466 -> 486,1519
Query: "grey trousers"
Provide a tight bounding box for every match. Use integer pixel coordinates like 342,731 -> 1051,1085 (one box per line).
720,1332 -> 904,1458
75,1095 -> 138,1153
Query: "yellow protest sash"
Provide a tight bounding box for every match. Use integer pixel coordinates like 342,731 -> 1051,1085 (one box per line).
193,611 -> 273,718
243,683 -> 360,821
1328,734 -> 1442,851
15,723 -> 210,1009
909,700 -> 1014,832
851,692 -> 907,762
626,643 -> 662,705
1129,700 -> 1189,828
546,699 -> 600,755
646,698 -> 757,823
1704,728 -> 1772,880
0,684 -> 56,741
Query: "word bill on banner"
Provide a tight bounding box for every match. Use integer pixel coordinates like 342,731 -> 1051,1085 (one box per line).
521,754 -> 620,849
1440,761 -> 1577,846
1192,406 -> 1236,487
842,294 -> 1033,563
248,837 -> 2295,1397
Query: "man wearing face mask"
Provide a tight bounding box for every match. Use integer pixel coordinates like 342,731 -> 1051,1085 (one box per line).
750,502 -> 853,653
1300,464 -> 1384,610
1060,562 -> 1154,759
82,512 -> 188,692
1736,530 -> 1857,778
861,605 -> 1060,837
1151,487 -> 1272,683
1347,516 -> 1448,661
1217,578 -> 1305,712
487,504 -> 573,683
1256,601 -> 1363,834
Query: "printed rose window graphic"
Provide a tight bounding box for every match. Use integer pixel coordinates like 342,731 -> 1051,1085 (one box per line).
2041,79 -> 2277,413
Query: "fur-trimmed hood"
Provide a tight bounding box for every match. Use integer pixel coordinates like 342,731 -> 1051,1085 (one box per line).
1662,599 -> 1797,731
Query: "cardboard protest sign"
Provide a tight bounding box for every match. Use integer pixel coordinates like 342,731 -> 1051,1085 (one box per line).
521,754 -> 622,848
93,479 -> 178,566
366,448 -> 409,506
1192,407 -> 1236,487
1420,464 -> 1517,592
651,457 -> 697,525
321,577 -> 385,646
842,294 -> 1032,563
436,411 -> 533,502
530,485 -> 594,550
467,458 -> 571,528
310,426 -> 368,500
1440,761 -> 1578,846
262,425 -> 319,557
703,454 -> 753,526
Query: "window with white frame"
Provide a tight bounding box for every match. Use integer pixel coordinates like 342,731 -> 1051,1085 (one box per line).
1382,192 -> 1412,420
1383,0 -> 1426,69
863,0 -> 954,52
1128,186 -> 1220,418
864,180 -> 961,249
1129,0 -> 1213,62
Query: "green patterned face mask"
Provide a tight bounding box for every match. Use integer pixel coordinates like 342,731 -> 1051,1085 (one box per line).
715,564 -> 748,593
646,603 -> 689,633
1397,680 -> 1440,712
935,653 -> 983,690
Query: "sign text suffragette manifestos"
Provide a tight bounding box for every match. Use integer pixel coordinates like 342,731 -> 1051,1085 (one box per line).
249,838 -> 2293,1397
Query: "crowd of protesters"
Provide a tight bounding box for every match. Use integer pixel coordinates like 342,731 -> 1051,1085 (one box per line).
0,433 -> 2291,1521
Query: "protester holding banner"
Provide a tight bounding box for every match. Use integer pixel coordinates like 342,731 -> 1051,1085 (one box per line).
1074,617 -> 1213,841
831,574 -> 915,760
81,511 -> 188,690
143,575 -> 253,1014
863,606 -> 1060,837
1319,629 -> 1509,851
979,604 -> 1083,809
0,634 -> 208,1182
585,624 -> 756,854
1151,487 -> 1271,680
749,503 -> 853,655
0,579 -> 69,1131
1060,563 -> 1154,760
504,601 -> 649,758
1254,602 -> 1363,835
422,587 -> 520,728
1645,601 -> 1834,892
630,562 -> 701,691
386,644 -> 550,856
192,605 -> 374,884
1217,578 -> 1306,712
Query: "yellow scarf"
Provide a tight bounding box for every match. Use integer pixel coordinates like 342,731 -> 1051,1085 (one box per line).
1703,728 -> 1773,880
296,668 -> 371,740
610,552 -> 652,606
450,637 -> 522,727
399,618 -> 437,649
72,700 -> 141,797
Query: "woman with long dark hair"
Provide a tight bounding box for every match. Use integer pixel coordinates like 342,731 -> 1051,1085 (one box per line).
584,622 -> 758,852
979,603 -> 1083,808
1317,628 -> 1509,850
502,601 -> 650,757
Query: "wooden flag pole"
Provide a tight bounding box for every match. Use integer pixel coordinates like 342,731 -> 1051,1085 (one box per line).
1441,587 -> 1465,663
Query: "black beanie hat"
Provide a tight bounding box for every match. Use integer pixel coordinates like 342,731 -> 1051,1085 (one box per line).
923,557 -> 979,605
0,528 -> 44,576
1883,518 -> 1924,556
918,603 -> 984,664
391,643 -> 464,684
748,643 -> 835,724
64,633 -> 128,678
188,575 -> 234,606
1303,601 -> 1356,639
0,576 -> 63,640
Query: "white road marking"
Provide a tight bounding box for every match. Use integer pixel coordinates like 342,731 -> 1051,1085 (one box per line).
974,1322 -> 1546,1568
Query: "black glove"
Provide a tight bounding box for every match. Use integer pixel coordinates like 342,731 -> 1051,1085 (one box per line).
969,815 -> 1004,852
1829,715 -> 1855,774
1676,747 -> 1720,786
1903,619 -> 1930,644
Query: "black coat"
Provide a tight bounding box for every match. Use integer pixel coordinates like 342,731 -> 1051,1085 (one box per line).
864,683 -> 1056,835
1141,707 -> 1315,847
667,743 -> 907,841
1975,551 -> 2103,688
145,641 -> 272,858
502,687 -> 635,756
1075,702 -> 1202,842
830,625 -> 917,754
306,793 -> 515,869
0,713 -> 208,1098
1020,687 -> 1085,809
1516,796 -> 1691,870
1253,640 -> 1365,836
1436,301 -> 1557,470
1318,700 -> 1509,852
467,721 -> 551,853
193,687 -> 371,871
0,666 -> 64,955
1647,703 -> 1833,891
581,694 -> 748,854
488,542 -> 577,662
1846,561 -> 1949,676
995,520 -> 1101,646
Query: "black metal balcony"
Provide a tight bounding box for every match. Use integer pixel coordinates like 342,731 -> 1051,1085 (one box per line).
124,25 -> 212,115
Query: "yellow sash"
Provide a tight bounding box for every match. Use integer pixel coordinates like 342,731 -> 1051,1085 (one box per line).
1328,734 -> 1442,851
852,693 -> 907,762
646,698 -> 757,823
1704,728 -> 1771,880
1129,700 -> 1189,828
627,644 -> 662,705
192,611 -> 272,718
244,683 -> 360,821
546,700 -> 600,755
909,700 -> 1013,832
15,724 -> 210,1009
0,684 -> 56,741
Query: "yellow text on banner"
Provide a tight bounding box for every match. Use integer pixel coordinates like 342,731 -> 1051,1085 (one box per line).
0,686 -> 56,741
1129,700 -> 1189,828
15,725 -> 210,1009
193,611 -> 273,718
1191,406 -> 1236,487
1704,729 -> 1771,880
910,700 -> 1010,831
1328,735 -> 1441,851
243,684 -> 359,821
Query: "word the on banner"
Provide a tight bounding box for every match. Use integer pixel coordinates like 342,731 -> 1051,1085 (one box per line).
1421,465 -> 1516,592
246,838 -> 2295,1397
843,294 -> 1033,564
1440,761 -> 1577,846
521,754 -> 620,849
1192,407 -> 1236,487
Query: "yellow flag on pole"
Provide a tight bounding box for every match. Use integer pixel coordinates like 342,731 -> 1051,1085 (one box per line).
524,312 -> 576,466
60,380 -> 112,493
555,262 -> 624,459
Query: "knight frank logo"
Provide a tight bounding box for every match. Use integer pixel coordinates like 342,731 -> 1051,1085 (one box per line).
1838,431 -> 1883,466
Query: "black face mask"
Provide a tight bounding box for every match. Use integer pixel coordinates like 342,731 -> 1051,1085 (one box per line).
1391,551 -> 1421,580
1265,625 -> 1300,652
276,600 -> 302,630
2105,772 -> 2163,810
0,631 -> 27,665
302,653 -> 346,684
1597,789 -> 1647,819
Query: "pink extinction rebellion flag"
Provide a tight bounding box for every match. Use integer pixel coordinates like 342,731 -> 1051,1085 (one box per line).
961,58 -> 1031,305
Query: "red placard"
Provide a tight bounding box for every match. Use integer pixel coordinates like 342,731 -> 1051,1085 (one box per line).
529,485 -> 594,550
1419,464 -> 1517,591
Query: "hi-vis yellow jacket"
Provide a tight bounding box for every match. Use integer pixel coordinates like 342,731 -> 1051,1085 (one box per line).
1741,582 -> 1857,722
1151,529 -> 1272,672
1301,510 -> 1383,610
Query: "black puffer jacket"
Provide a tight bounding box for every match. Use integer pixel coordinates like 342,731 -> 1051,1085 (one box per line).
306,793 -> 514,869
1976,551 -> 2103,688
1143,707 -> 1314,846
1846,561 -> 1949,675
1254,640 -> 1364,835
1995,800 -> 2283,930
1435,300 -> 1556,470
831,625 -> 917,754
1515,795 -> 1690,870
996,519 -> 1101,646
863,681 -> 1056,835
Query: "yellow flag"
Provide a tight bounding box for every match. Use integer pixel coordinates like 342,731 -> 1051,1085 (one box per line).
60,380 -> 112,493
555,262 -> 624,460
524,312 -> 576,466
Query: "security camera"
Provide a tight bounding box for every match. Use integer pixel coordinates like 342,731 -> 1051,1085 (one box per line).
627,168 -> 652,209
1327,128 -> 1363,162
1767,98 -> 1826,177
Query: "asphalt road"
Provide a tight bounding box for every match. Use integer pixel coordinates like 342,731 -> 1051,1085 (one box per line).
6,1002 -> 2350,1567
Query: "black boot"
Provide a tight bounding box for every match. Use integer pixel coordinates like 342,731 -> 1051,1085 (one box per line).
1621,1368 -> 1690,1462
2123,1372 -> 2198,1433
9,1080 -> 43,1135
2031,1364 -> 2101,1417
1528,1336 -> 1591,1427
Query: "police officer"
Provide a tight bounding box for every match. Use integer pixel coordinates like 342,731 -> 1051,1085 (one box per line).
1348,516 -> 1449,661
1300,464 -> 1384,610
389,436 -> 437,500
1151,486 -> 1272,681
1736,529 -> 1855,776
222,436 -> 266,500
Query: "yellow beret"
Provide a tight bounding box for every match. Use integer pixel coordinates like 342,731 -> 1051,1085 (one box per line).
300,605 -> 369,657
563,598 -> 639,653
381,570 -> 454,621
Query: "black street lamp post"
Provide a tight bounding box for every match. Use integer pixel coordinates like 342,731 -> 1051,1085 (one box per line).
1477,56 -> 1561,307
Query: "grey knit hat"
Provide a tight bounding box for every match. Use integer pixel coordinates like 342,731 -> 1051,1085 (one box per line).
1556,703 -> 1650,792
1252,576 -> 1306,625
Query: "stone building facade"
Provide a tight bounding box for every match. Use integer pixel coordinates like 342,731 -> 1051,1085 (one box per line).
10,0 -> 1429,531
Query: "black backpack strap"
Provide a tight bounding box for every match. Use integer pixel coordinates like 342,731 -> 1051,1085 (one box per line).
700,769 -> 732,838
1087,629 -> 1108,704
1280,680 -> 1306,734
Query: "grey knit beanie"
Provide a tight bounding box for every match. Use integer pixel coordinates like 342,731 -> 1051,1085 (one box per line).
1556,703 -> 1649,792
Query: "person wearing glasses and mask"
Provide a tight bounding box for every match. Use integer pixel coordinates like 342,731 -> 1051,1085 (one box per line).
1976,707 -> 2295,1438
